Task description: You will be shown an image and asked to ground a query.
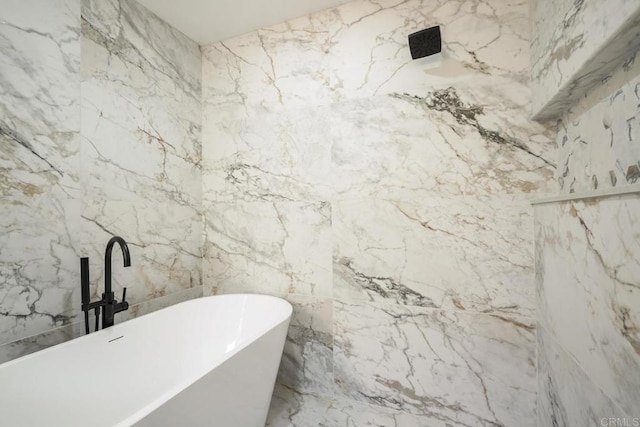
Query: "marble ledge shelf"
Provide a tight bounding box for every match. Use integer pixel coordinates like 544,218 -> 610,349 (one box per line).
531,5 -> 640,121
531,183 -> 640,205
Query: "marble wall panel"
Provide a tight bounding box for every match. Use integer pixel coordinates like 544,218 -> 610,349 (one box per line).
537,326 -> 628,427
535,194 -> 640,416
202,0 -> 534,123
0,0 -> 81,194
203,202 -> 331,298
202,108 -> 333,203
201,0 -> 557,422
0,199 -> 82,345
329,88 -> 555,199
81,201 -> 202,305
76,0 -> 203,337
0,0 -> 203,357
276,296 -> 334,395
203,88 -> 555,203
81,0 -> 201,206
334,301 -> 537,426
334,195 -> 535,317
557,60 -> 640,193
0,0 -> 82,346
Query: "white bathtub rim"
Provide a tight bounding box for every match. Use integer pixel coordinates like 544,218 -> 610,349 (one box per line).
0,293 -> 291,368
0,293 -> 293,427
116,293 -> 293,426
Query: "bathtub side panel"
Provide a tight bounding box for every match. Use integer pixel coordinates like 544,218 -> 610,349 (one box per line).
135,320 -> 289,427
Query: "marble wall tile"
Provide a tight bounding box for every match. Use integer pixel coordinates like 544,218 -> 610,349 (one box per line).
276,296 -> 334,395
537,326 -> 628,427
202,107 -> 332,203
334,196 -> 535,317
535,194 -> 640,416
81,0 -> 201,206
0,0 -> 82,347
200,0 -> 557,423
329,89 -> 555,200
0,0 -> 81,195
203,202 -> 331,298
1,0 -> 203,358
334,301 -> 537,426
202,0 -> 534,123
557,59 -> 640,193
530,0 -> 640,119
203,88 -> 555,203
0,199 -> 82,345
81,201 -> 202,305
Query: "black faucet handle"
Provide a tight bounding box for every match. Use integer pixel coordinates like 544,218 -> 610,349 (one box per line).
120,287 -> 129,311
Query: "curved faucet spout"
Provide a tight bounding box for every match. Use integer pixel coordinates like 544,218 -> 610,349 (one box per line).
104,236 -> 131,295
103,236 -> 132,328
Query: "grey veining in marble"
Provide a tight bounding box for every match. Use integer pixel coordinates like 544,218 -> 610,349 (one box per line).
0,0 -> 82,346
276,296 -> 334,395
334,301 -> 536,426
334,196 -> 536,317
535,194 -> 640,416
202,0 -> 535,123
0,0 -> 203,358
81,0 -> 202,206
202,108 -> 333,203
204,87 -> 555,203
202,0 -> 556,424
331,88 -> 555,199
203,202 -> 331,298
537,326 -> 627,427
81,201 -> 202,304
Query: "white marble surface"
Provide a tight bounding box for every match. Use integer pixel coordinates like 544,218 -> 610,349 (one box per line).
276,296 -> 334,395
557,59 -> 640,193
201,0 -> 556,424
537,326 -> 627,427
202,0 -> 533,123
1,0 -> 203,357
330,88 -> 554,199
0,0 -> 82,345
204,202 -> 331,298
334,301 -> 537,426
334,196 -> 536,317
530,0 -> 640,120
81,0 -> 201,205
202,107 -> 333,203
79,0 -> 203,327
81,201 -> 202,304
204,88 -> 555,203
201,0 -> 556,202
535,194 -> 640,416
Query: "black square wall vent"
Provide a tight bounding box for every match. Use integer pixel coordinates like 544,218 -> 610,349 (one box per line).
408,26 -> 442,60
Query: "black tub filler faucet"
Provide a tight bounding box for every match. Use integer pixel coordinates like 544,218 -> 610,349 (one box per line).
80,236 -> 131,334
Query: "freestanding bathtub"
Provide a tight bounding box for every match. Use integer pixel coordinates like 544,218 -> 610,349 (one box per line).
0,294 -> 292,427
